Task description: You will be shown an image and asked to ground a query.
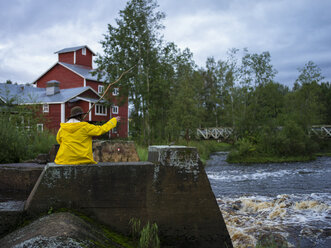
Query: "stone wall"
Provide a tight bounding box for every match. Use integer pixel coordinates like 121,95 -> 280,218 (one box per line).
25,146 -> 233,248
49,140 -> 140,163
93,140 -> 140,162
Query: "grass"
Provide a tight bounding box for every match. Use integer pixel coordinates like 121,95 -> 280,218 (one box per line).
136,144 -> 149,161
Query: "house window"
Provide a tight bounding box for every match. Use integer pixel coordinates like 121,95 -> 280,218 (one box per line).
43,104 -> 49,113
82,48 -> 86,55
112,88 -> 119,96
112,127 -> 117,133
112,106 -> 119,114
95,104 -> 107,116
37,124 -> 43,132
98,85 -> 104,94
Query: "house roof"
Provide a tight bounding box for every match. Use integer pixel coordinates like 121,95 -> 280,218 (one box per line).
0,83 -> 100,105
54,45 -> 96,56
69,96 -> 107,103
59,62 -> 107,82
32,62 -> 107,84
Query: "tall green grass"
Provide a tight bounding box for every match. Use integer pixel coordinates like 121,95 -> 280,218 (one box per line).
136,144 -> 149,161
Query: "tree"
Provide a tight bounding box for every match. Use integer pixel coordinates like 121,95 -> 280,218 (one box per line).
294,61 -> 324,89
167,49 -> 202,141
286,81 -> 325,130
95,0 -> 166,144
288,61 -> 326,129
237,50 -> 278,135
320,82 -> 331,124
241,50 -> 277,88
201,57 -> 222,127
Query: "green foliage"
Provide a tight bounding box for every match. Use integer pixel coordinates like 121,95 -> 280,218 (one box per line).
47,207 -> 54,215
294,60 -> 324,89
139,222 -> 160,248
236,138 -> 256,156
0,109 -> 56,163
128,218 -> 160,248
136,144 -> 149,161
0,116 -> 30,163
129,218 -> 141,240
274,121 -> 310,156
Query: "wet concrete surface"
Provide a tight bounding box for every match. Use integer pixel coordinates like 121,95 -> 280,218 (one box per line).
0,163 -> 46,169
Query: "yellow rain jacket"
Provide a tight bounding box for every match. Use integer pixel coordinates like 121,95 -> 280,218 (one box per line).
54,118 -> 117,165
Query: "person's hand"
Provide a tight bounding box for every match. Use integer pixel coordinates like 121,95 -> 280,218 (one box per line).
115,116 -> 121,122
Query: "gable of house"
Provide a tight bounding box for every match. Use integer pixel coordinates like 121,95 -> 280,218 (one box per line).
55,45 -> 96,68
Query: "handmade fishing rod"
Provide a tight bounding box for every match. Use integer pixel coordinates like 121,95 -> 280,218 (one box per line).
83,65 -> 136,120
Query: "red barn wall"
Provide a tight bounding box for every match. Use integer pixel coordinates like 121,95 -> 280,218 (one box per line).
110,96 -> 128,138
79,90 -> 99,99
44,104 -> 61,132
76,49 -> 93,68
91,104 -> 110,122
36,64 -> 84,89
58,53 -> 74,64
86,80 -> 100,92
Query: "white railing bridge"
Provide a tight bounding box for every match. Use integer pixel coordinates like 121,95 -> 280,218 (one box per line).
197,125 -> 331,140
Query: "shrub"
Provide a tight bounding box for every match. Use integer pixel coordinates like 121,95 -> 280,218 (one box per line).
0,119 -> 29,163
236,138 -> 256,156
275,120 -> 311,156
0,112 -> 56,163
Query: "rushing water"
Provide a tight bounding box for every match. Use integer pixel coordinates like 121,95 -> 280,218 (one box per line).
206,153 -> 331,248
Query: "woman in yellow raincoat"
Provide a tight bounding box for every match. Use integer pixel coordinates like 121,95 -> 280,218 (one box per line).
55,106 -> 120,165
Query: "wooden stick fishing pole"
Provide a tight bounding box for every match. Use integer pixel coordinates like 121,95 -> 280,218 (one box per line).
83,65 -> 135,120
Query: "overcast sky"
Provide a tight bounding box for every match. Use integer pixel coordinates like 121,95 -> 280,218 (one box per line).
0,0 -> 330,87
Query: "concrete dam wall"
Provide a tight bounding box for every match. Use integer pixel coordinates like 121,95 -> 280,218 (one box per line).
1,145 -> 233,247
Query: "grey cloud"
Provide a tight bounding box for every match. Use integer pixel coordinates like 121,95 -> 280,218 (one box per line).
0,0 -> 124,38
0,0 -> 330,86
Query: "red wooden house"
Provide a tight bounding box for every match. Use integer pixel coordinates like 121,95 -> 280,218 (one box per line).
32,45 -> 128,138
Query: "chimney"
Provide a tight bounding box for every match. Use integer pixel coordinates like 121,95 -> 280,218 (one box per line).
46,80 -> 60,96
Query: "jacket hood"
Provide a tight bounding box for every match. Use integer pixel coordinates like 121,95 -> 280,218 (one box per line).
60,122 -> 87,133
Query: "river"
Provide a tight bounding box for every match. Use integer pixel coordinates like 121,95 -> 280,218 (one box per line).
205,153 -> 331,248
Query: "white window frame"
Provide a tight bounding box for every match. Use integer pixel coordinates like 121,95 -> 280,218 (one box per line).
98,85 -> 104,94
43,104 -> 49,113
37,124 -> 44,132
112,106 -> 119,114
82,47 -> 86,55
112,88 -> 119,96
95,104 -> 107,116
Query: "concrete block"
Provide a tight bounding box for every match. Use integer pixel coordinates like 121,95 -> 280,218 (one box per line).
24,146 -> 233,248
0,164 -> 44,196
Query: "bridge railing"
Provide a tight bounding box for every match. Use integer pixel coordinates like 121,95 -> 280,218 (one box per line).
311,125 -> 331,138
197,125 -> 331,140
197,127 -> 234,140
